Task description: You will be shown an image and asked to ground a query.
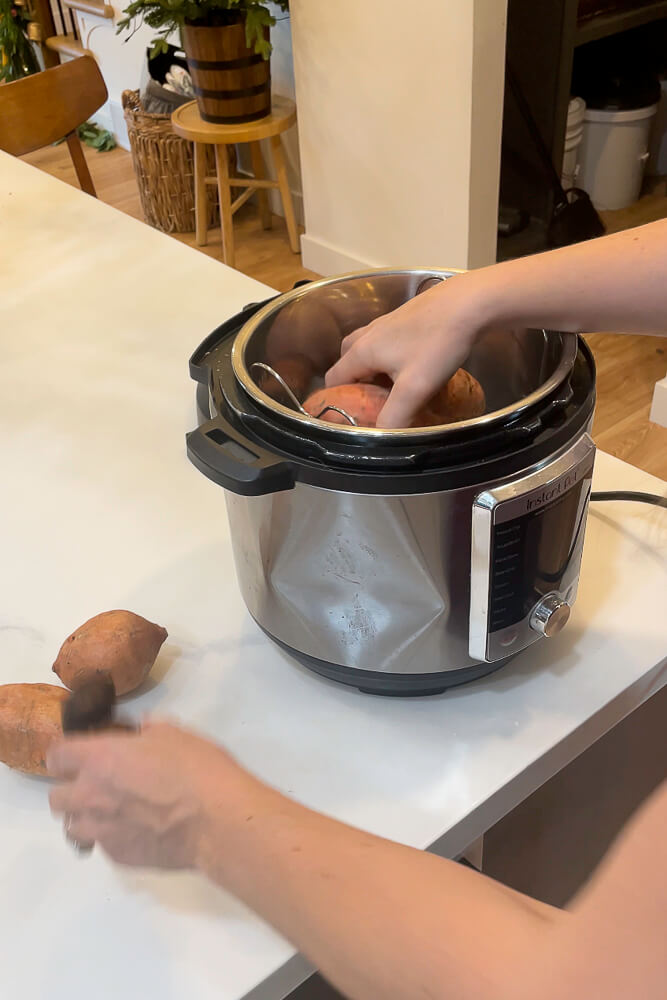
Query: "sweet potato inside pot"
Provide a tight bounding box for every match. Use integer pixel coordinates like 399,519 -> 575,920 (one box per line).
413,368 -> 486,426
0,683 -> 68,775
307,369 -> 485,428
53,610 -> 168,697
303,383 -> 390,427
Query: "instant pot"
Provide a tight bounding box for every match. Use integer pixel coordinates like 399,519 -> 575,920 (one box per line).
187,269 -> 596,695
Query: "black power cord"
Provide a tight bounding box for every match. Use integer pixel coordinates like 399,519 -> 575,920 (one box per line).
591,491 -> 667,509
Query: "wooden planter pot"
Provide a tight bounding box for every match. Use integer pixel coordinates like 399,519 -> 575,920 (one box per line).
181,19 -> 271,125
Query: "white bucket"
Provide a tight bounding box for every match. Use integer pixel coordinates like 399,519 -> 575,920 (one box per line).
561,97 -> 586,190
578,103 -> 658,210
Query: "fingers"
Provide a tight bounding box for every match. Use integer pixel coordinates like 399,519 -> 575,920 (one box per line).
46,736 -> 91,780
49,779 -> 115,816
375,368 -> 444,429
64,811 -> 100,847
47,730 -> 129,779
325,322 -> 386,387
339,326 -> 369,354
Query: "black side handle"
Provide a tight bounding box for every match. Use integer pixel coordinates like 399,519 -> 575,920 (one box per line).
186,414 -> 295,496
188,296 -> 277,385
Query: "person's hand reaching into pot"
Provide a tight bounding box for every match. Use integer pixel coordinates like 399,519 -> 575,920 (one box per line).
326,220 -> 667,428
325,273 -> 483,428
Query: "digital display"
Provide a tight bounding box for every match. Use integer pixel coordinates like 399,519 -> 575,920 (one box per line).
489,478 -> 590,633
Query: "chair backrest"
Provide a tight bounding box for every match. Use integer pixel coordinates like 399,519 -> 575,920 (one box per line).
0,56 -> 108,156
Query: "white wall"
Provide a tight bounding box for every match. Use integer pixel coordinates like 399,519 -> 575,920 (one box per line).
75,8 -> 159,146
290,0 -> 507,273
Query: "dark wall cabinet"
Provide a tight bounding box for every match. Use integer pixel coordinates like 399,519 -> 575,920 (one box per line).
498,0 -> 667,260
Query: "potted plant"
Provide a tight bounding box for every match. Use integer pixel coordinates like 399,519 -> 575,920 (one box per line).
117,0 -> 289,124
0,0 -> 39,82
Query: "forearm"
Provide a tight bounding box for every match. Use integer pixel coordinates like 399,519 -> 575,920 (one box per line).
469,220 -> 667,337
197,772 -> 565,1000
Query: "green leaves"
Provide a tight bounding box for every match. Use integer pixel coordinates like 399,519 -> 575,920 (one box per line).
53,121 -> 116,151
149,35 -> 171,57
78,122 -> 117,152
116,0 -> 289,59
245,4 -> 274,58
0,0 -> 39,81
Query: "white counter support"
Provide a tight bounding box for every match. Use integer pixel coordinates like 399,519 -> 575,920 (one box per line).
650,373 -> 667,427
290,0 -> 508,274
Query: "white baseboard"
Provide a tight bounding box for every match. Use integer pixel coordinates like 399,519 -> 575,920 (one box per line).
300,233 -> 382,276
649,374 -> 667,428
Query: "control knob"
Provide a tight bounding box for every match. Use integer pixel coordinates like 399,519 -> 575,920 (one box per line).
529,593 -> 571,638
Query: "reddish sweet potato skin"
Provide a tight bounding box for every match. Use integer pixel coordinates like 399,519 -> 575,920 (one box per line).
304,370 -> 485,428
0,683 -> 68,775
414,369 -> 486,426
303,384 -> 390,427
53,610 -> 168,697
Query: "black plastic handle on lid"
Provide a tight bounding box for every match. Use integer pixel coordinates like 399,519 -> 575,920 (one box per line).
186,414 -> 295,496
188,297 -> 277,385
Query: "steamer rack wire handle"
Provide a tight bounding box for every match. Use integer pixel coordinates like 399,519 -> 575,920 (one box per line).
251,362 -> 359,427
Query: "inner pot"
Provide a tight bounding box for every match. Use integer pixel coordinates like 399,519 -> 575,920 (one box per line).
231,268 -> 578,444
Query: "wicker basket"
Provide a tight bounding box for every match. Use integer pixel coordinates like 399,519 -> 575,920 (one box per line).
122,89 -> 221,234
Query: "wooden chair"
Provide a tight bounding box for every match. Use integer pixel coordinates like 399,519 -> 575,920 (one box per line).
0,56 -> 108,197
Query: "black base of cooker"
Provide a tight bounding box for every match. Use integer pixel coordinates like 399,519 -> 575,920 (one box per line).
259,624 -> 508,696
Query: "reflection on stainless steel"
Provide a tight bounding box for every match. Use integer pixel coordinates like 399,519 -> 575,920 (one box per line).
415,276 -> 445,295
231,268 -> 578,444
225,484 -> 465,675
221,434 -> 594,677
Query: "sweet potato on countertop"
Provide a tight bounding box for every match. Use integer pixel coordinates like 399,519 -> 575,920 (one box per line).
0,683 -> 68,775
53,610 -> 168,697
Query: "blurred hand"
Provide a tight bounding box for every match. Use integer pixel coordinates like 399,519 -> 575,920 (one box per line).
325,272 -> 491,428
47,720 -> 243,869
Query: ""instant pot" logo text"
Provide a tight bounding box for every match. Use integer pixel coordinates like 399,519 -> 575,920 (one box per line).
525,472 -> 578,512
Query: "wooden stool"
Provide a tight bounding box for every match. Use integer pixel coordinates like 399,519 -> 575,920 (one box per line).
171,96 -> 299,268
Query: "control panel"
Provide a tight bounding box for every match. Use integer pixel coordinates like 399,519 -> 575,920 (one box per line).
469,434 -> 596,662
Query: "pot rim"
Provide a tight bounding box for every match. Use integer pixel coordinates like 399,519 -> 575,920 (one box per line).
231,267 -> 579,444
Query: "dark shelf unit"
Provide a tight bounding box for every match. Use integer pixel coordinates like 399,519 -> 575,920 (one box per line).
498,0 -> 667,261
575,1 -> 667,45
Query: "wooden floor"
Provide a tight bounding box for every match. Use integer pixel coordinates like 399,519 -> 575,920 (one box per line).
21,143 -> 667,481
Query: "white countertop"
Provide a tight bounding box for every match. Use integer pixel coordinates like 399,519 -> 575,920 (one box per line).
1,152 -> 666,1000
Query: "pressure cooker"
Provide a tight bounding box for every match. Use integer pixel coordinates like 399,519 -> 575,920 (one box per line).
187,269 -> 596,695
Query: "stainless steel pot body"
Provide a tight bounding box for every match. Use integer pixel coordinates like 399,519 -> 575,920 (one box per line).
187,268 -> 597,693
223,435 -> 593,679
